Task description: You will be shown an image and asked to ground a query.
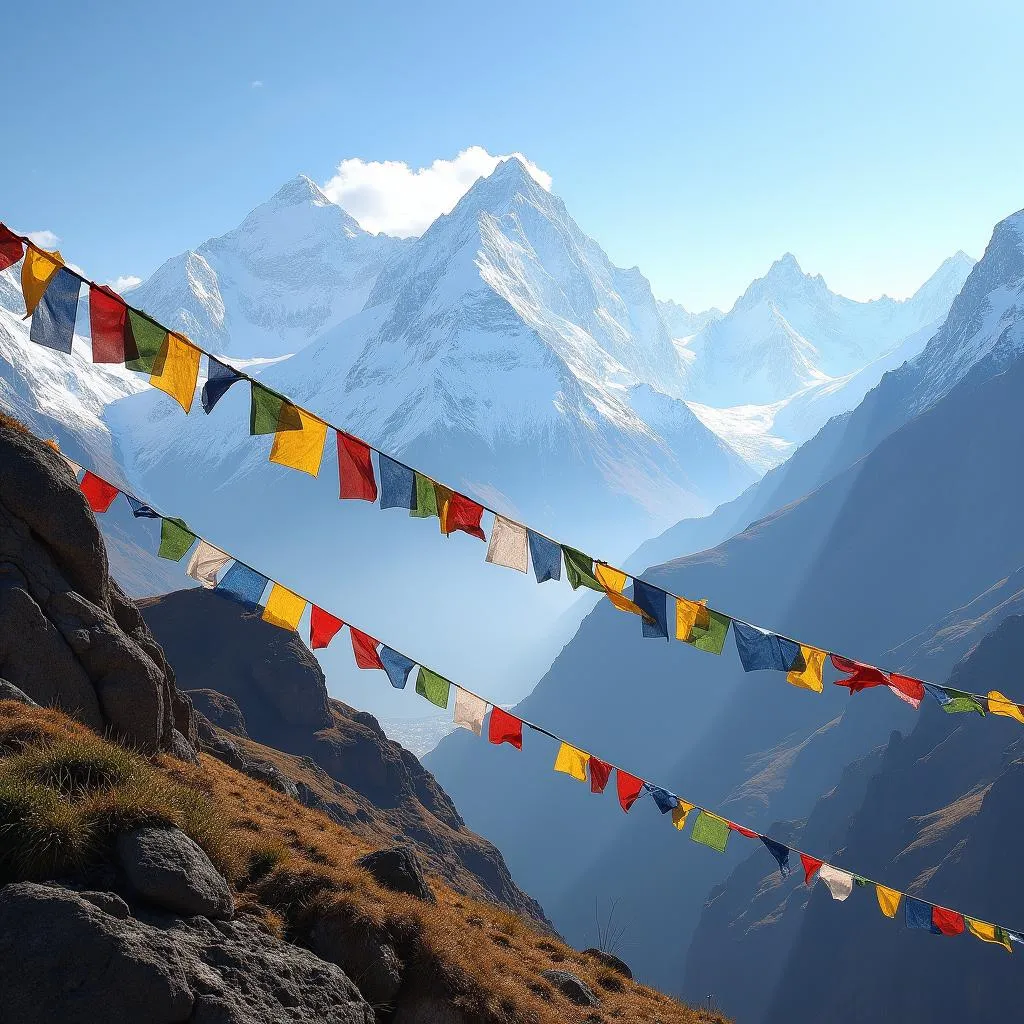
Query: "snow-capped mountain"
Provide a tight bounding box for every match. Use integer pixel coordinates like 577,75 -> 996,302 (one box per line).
656,297 -> 722,341
129,175 -> 410,358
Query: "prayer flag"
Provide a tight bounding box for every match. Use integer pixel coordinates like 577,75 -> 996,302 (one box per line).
158,518 -> 196,562
151,332 -> 201,413
634,580 -> 669,640
216,562 -> 268,611
818,864 -> 854,901
830,654 -> 890,692
202,356 -> 243,413
442,493 -> 486,540
787,645 -> 827,693
250,383 -> 302,435
888,673 -> 925,708
728,822 -> 759,839
925,683 -> 986,715
690,811 -> 730,853
415,666 -> 451,709
351,628 -> 384,670
488,707 -> 523,749
677,600 -> 730,653
906,897 -> 936,931
595,563 -> 645,616
672,800 -> 695,831
89,285 -> 127,363
379,646 -> 416,689
270,407 -> 328,476
761,837 -> 791,877
554,743 -> 590,782
0,224 -> 23,272
30,268 -> 79,354
486,516 -> 529,572
528,530 -> 561,583
185,540 -> 231,589
733,621 -> 802,673
59,452 -> 82,478
434,483 -> 454,531
125,310 -> 166,373
126,495 -> 159,519
987,690 -> 1024,723
379,455 -> 416,510
310,607 -> 345,650
644,784 -> 678,814
616,770 -> 645,813
453,688 -> 488,735
337,433 -> 378,501
562,546 -> 603,593
79,471 -> 119,513
800,854 -> 823,885
676,597 -> 707,641
262,583 -> 306,631
966,918 -> 1012,952
411,472 -> 438,518
21,245 -> 64,316
932,906 -> 965,936
876,885 -> 902,919
588,756 -> 612,794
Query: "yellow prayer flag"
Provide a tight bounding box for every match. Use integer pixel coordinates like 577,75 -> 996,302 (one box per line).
675,597 -> 708,641
261,583 -> 307,631
595,563 -> 645,617
672,800 -> 695,831
787,645 -> 827,693
435,483 -> 454,533
151,333 -> 201,413
875,884 -> 902,919
966,918 -> 1012,952
269,407 -> 329,477
987,691 -> 1024,724
22,246 -> 64,316
553,742 -> 590,782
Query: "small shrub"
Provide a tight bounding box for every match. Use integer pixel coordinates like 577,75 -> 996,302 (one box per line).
8,736 -> 137,796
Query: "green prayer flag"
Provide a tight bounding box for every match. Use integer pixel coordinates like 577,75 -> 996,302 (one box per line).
690,810 -> 730,853
158,517 -> 196,561
410,473 -> 438,519
249,384 -> 302,435
415,666 -> 451,709
125,310 -> 167,373
942,688 -> 987,715
561,546 -> 603,593
686,609 -> 732,655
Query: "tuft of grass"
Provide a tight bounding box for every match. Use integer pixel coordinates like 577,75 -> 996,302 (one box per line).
7,735 -> 137,796
243,837 -> 291,884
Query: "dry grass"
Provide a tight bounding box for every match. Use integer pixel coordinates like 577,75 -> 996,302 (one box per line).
0,701 -> 717,1023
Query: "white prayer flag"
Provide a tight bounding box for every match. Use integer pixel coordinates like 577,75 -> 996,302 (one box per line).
819,863 -> 854,902
186,540 -> 232,589
485,516 -> 529,573
452,687 -> 488,736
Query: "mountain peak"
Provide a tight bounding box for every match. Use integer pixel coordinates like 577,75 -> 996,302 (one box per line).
267,174 -> 332,209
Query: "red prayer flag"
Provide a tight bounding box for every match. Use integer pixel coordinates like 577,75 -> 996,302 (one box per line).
932,906 -> 966,936
351,627 -> 384,670
831,654 -> 890,692
889,672 -> 925,705
310,606 -> 344,650
728,822 -> 759,839
89,284 -> 129,364
337,432 -> 378,502
442,493 -> 486,541
79,471 -> 120,513
488,707 -> 523,749
800,853 -> 823,885
589,757 -> 612,794
616,769 -> 645,813
0,224 -> 24,272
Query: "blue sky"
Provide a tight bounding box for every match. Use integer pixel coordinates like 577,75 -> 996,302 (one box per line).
3,0 -> 1022,310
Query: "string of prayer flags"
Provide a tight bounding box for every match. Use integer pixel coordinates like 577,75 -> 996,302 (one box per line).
876,885 -> 902,919
126,494 -> 159,519
379,455 -> 416,510
986,691 -> 1024,723
486,516 -> 529,572
967,918 -> 1013,952
310,606 -> 345,651
250,383 -> 302,436
554,742 -> 590,782
801,854 -> 824,885
562,546 -> 603,593
453,688 -> 488,735
89,285 -> 128,363
79,471 -> 120,513
125,310 -> 166,373
270,407 -> 328,476
202,356 -> 244,414
215,561 -> 268,612
185,540 -> 231,589
588,756 -> 612,794
528,531 -> 561,583
818,864 -> 854,901
379,646 -> 416,689
733,621 -> 802,674
645,784 -> 679,814
0,224 -> 23,271
351,628 -> 384,670
262,583 -> 307,631
337,433 -> 378,501
595,563 -> 645,617
672,800 -> 695,831
30,268 -> 80,354
151,333 -> 201,414
615,769 -> 645,813
787,645 -> 827,693
21,245 -> 64,316
690,811 -> 730,853
634,580 -> 669,640
489,707 -> 523,749
411,472 -> 438,519
761,837 -> 792,877
441,492 -> 486,540
158,518 -> 196,561
415,666 -> 451,710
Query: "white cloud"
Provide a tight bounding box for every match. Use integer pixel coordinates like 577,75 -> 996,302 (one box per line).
111,274 -> 142,292
26,230 -> 60,249
251,80 -> 263,88
321,146 -> 552,237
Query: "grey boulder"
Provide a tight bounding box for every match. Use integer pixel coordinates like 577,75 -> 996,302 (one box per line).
540,969 -> 600,1006
356,845 -> 435,904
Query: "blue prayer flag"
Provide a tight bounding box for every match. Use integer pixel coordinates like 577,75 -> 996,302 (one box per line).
528,530 -> 561,584
644,783 -> 678,814
732,621 -> 802,672
924,683 -> 952,707
634,580 -> 669,640
202,356 -> 243,414
215,562 -> 268,611
905,897 -> 938,933
379,646 -> 416,689
379,455 -> 416,510
760,837 -> 791,877
30,268 -> 80,354
126,495 -> 160,519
